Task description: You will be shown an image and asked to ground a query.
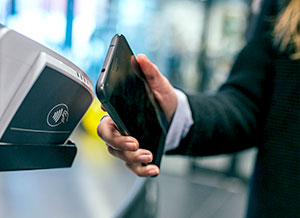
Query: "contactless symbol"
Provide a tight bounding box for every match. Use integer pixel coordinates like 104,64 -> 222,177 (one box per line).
47,104 -> 69,127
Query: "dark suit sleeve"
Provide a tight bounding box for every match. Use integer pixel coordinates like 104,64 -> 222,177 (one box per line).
167,38 -> 275,156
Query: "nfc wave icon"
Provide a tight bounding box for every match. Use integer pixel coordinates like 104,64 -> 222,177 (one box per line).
47,104 -> 69,127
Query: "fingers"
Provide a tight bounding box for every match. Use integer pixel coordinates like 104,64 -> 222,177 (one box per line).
107,145 -> 159,177
97,115 -> 160,177
97,116 -> 138,151
126,163 -> 160,177
107,147 -> 152,163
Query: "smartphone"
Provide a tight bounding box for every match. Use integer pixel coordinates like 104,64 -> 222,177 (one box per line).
96,34 -> 168,168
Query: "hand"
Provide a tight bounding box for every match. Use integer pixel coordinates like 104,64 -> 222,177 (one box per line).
98,115 -> 160,177
97,54 -> 177,177
136,54 -> 177,123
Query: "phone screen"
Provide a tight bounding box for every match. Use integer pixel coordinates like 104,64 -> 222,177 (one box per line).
96,34 -> 166,167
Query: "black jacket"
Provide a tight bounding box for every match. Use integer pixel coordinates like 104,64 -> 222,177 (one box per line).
167,34 -> 299,217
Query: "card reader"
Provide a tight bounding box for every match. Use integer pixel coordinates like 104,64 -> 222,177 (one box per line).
0,25 -> 94,171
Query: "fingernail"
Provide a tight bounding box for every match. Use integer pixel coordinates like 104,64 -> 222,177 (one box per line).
148,169 -> 159,176
137,155 -> 152,162
125,142 -> 137,150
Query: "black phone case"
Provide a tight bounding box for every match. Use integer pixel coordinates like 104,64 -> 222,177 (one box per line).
96,34 -> 166,168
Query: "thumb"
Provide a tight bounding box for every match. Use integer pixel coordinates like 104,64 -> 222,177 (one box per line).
136,54 -> 178,123
136,54 -> 163,87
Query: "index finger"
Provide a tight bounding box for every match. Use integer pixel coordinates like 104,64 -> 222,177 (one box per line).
97,116 -> 139,151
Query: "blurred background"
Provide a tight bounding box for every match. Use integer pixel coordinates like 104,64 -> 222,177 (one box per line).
0,0 -> 260,217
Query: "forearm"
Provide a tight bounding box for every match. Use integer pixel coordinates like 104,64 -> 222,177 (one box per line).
168,91 -> 260,156
165,88 -> 260,156
166,38 -> 274,156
